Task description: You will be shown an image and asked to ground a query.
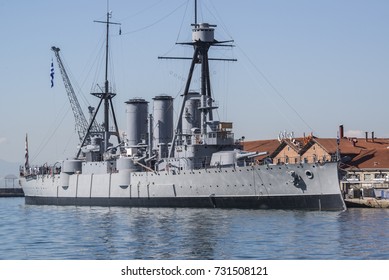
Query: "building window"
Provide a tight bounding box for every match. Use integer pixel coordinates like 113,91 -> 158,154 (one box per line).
375,173 -> 387,179
364,174 -> 372,181
347,173 -> 360,180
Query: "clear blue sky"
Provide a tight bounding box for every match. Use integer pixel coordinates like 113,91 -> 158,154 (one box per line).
1,0 -> 388,165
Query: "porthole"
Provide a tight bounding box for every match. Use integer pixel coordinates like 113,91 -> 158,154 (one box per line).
305,170 -> 314,179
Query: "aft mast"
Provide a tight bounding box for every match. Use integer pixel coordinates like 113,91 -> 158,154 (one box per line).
76,11 -> 121,159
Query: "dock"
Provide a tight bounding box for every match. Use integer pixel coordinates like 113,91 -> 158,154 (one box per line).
0,174 -> 24,197
345,198 -> 389,208
0,188 -> 24,197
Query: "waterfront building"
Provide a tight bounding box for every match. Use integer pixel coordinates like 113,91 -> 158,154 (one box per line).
243,130 -> 389,199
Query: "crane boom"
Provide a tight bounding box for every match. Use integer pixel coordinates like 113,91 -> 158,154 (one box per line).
51,46 -> 100,142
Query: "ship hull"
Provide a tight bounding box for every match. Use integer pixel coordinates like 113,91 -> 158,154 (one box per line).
21,162 -> 346,211
25,194 -> 344,210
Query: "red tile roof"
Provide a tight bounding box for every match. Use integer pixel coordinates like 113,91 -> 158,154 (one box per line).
339,138 -> 389,170
244,137 -> 389,169
355,148 -> 389,170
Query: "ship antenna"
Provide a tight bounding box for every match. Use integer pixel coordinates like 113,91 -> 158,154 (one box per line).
194,0 -> 197,26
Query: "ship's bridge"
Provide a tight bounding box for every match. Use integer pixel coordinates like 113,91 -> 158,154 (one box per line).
204,121 -> 234,145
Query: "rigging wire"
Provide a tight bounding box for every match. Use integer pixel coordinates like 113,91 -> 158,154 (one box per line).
30,103 -> 72,163
80,34 -> 106,93
119,1 -> 187,35
118,0 -> 166,22
235,44 -> 315,134
207,0 -> 234,40
62,130 -> 77,157
90,36 -> 106,93
175,0 -> 191,43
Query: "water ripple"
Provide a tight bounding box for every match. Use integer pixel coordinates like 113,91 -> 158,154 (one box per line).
0,198 -> 388,260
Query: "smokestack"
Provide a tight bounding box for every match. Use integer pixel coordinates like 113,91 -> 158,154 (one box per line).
365,132 -> 368,142
339,125 -> 344,139
372,132 -> 375,142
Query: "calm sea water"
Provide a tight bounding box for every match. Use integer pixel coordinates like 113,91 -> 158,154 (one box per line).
0,197 -> 388,260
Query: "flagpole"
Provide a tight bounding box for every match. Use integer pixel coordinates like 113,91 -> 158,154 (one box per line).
25,133 -> 29,174
50,58 -> 54,88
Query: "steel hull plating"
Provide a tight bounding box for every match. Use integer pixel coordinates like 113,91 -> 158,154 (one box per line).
25,194 -> 344,210
21,162 -> 346,211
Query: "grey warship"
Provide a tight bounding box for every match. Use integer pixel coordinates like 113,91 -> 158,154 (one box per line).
20,4 -> 346,211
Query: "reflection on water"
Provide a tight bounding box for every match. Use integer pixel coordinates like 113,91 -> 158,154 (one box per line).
0,198 -> 388,260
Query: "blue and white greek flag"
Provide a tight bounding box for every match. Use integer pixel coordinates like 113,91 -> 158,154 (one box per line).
50,59 -> 54,88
